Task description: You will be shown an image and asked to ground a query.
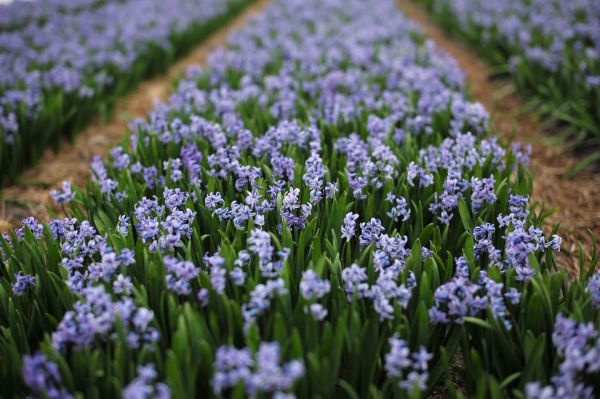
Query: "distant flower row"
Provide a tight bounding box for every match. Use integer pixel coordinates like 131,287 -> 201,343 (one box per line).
0,0 -> 251,182
417,0 -> 600,148
1,0 -> 598,398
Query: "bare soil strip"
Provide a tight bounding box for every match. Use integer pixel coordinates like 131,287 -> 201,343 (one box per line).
0,0 -> 270,232
396,0 -> 600,275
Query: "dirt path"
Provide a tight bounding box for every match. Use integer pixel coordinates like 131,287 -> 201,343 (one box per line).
0,0 -> 270,232
396,0 -> 600,275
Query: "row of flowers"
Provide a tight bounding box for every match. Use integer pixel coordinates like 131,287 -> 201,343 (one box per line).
0,0 -> 598,397
0,0 -> 252,182
414,0 -> 600,153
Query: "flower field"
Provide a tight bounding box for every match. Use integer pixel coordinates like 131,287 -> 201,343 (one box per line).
415,0 -> 600,154
1,0 -> 599,398
0,0 -> 252,183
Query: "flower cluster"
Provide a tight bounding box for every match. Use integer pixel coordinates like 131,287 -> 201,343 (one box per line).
164,256 -> 200,295
212,342 -> 304,397
51,286 -> 159,352
341,212 -> 360,241
50,181 -> 76,205
429,266 -> 518,328
300,270 -> 331,320
384,336 -> 432,393
12,271 -> 36,296
526,315 -> 600,399
242,278 -> 288,332
22,353 -> 73,399
342,257 -> 414,321
123,364 -> 170,399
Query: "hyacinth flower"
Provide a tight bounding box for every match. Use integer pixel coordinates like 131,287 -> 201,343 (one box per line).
0,0 -> 597,398
526,315 -> 600,399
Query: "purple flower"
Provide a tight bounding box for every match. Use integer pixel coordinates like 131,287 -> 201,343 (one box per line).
470,176 -> 496,212
119,249 -> 136,266
359,218 -> 384,247
385,336 -> 431,393
300,270 -> 331,300
12,271 -> 36,296
247,229 -> 281,277
505,227 -> 537,272
213,342 -> 304,396
212,346 -> 254,395
386,195 -> 411,223
271,153 -> 296,182
50,181 -> 75,205
504,287 -> 521,305
197,288 -> 209,307
251,342 -> 305,394
230,266 -> 246,286
123,364 -> 170,399
22,353 -> 73,399
163,188 -> 189,211
52,286 -> 115,351
117,215 -> 130,236
19,216 -> 44,240
526,315 -> 599,399
242,278 -> 287,332
303,151 -> 327,203
473,223 -> 495,241
499,194 -> 529,227
280,188 -> 312,230
110,147 -> 130,171
512,143 -> 531,167
304,303 -> 328,320
341,264 -> 369,301
515,266 -> 536,282
429,269 -> 514,328
366,271 -> 413,320
113,274 -> 132,295
341,212 -> 359,241
164,256 -> 199,295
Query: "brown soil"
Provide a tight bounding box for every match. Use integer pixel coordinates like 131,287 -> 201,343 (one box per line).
0,0 -> 270,232
396,0 -> 600,276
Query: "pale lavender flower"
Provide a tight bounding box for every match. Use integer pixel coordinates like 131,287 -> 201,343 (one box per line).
305,303 -> 328,320
113,274 -> 132,295
50,181 -> 75,205
164,256 -> 199,295
341,212 -> 359,241
22,353 -> 73,399
470,176 -> 496,212
341,264 -> 369,301
123,364 -> 170,399
359,218 -> 384,246
385,336 -> 430,393
12,271 -> 36,296
299,270 -> 331,300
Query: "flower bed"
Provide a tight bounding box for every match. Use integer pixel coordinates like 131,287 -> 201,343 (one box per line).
1,0 -> 598,397
0,0 -> 253,183
414,0 -> 600,154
